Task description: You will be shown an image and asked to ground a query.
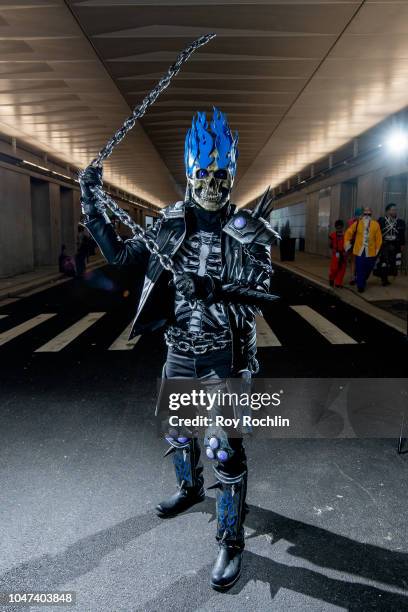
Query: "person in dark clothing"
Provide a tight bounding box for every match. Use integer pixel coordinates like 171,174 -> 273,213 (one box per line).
79,107 -> 277,591
59,244 -> 76,277
377,203 -> 406,286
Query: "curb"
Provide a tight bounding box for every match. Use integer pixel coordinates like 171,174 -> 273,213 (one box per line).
272,259 -> 407,336
0,258 -> 106,300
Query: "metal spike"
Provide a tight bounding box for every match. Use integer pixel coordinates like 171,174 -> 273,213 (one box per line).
247,269 -> 254,282
207,481 -> 222,491
163,446 -> 176,457
260,198 -> 275,220
252,186 -> 272,219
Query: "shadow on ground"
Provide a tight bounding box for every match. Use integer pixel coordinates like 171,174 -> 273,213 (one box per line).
1,498 -> 407,611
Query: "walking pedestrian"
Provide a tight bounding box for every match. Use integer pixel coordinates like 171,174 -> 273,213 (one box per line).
329,220 -> 347,288
376,203 -> 406,286
344,207 -> 382,293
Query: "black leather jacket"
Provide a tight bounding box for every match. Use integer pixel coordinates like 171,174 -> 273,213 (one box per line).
84,199 -> 273,373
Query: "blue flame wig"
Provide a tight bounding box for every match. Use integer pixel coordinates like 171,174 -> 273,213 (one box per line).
184,107 -> 239,178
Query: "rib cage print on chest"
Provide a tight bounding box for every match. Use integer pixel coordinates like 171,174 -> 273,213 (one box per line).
173,231 -> 228,333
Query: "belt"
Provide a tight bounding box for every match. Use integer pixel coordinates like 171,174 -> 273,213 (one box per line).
164,326 -> 232,355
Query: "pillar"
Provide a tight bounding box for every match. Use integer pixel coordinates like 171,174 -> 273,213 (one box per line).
31,179 -> 61,266
0,167 -> 33,277
60,187 -> 76,256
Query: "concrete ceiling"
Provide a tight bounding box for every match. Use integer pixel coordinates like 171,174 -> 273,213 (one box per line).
0,1 -> 407,207
0,0 -> 180,206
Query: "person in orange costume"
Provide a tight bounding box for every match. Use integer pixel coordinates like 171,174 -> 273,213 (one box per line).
329,219 -> 347,287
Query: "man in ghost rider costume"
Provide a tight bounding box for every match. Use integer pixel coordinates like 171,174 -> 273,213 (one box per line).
79,108 -> 276,591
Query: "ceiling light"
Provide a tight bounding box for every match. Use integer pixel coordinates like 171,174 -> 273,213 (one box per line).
385,129 -> 408,155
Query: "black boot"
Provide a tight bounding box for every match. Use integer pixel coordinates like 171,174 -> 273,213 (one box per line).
210,467 -> 247,591
156,437 -> 205,518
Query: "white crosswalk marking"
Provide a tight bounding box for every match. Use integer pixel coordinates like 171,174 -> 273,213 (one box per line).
0,307 -> 361,353
35,312 -> 105,352
290,305 -> 357,344
109,323 -> 140,350
0,313 -> 56,346
255,315 -> 282,347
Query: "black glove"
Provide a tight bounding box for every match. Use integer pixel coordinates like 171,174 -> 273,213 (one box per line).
79,164 -> 103,217
173,273 -> 219,304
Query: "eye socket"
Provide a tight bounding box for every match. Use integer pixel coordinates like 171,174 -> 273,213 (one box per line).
214,169 -> 228,180
196,169 -> 209,179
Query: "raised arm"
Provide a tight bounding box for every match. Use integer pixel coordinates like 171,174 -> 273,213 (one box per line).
79,165 -> 153,268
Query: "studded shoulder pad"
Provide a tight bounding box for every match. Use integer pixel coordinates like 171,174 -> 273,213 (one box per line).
223,210 -> 280,245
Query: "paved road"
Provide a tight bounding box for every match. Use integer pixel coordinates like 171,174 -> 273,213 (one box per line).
0,265 -> 405,374
0,266 -> 407,611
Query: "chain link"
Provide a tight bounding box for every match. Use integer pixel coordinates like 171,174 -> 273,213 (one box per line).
242,246 -> 273,275
165,326 -> 232,355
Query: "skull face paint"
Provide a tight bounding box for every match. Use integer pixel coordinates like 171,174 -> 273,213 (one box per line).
184,107 -> 238,212
189,163 -> 233,211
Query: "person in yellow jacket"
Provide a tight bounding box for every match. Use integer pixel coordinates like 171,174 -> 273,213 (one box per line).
344,207 -> 382,293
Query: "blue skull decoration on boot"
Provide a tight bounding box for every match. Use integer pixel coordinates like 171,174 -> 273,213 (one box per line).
184,107 -> 239,211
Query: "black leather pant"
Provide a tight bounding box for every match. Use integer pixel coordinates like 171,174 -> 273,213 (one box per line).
164,346 -> 247,478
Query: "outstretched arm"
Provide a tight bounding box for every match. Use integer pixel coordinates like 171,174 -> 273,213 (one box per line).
79,165 -> 154,268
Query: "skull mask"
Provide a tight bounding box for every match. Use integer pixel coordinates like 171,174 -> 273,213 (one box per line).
184,107 -> 238,212
188,160 -> 233,211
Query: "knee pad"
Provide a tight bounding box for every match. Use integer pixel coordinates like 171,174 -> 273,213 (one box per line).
203,426 -> 234,463
166,428 -> 190,446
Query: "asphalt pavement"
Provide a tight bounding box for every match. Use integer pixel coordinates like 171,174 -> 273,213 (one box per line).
0,265 -> 407,611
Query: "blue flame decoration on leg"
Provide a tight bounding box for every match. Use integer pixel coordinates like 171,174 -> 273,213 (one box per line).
218,488 -> 239,539
173,449 -> 193,487
213,468 -> 247,547
184,107 -> 239,178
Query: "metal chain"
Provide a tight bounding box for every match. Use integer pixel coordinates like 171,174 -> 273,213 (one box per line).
164,327 -> 232,355
91,186 -> 177,275
80,33 -> 216,269
242,246 -> 273,275
90,33 -> 215,166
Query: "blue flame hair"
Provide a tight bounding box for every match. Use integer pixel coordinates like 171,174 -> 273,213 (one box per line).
184,107 -> 239,178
